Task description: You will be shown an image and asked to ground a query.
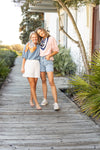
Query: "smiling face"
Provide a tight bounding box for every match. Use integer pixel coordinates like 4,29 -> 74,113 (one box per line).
37,29 -> 46,38
30,33 -> 38,44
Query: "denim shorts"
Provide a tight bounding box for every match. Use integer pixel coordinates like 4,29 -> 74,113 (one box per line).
40,56 -> 54,72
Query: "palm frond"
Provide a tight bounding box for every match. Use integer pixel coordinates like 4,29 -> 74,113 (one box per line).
70,51 -> 100,119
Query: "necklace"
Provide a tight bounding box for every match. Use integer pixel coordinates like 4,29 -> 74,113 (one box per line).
40,38 -> 48,51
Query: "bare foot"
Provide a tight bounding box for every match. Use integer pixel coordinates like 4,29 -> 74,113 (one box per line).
30,101 -> 34,107
36,105 -> 42,110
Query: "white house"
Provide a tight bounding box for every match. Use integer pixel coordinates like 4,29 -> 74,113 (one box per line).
44,5 -> 94,74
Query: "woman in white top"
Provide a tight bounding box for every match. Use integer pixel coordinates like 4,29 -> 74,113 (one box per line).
21,31 -> 42,110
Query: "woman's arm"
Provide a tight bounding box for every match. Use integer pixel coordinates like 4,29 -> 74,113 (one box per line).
45,37 -> 59,60
45,51 -> 58,60
25,43 -> 29,52
21,58 -> 26,73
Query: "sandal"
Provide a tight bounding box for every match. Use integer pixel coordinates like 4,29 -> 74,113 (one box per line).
30,101 -> 34,107
36,105 -> 42,110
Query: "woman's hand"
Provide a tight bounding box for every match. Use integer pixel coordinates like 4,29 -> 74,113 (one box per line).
21,67 -> 25,74
21,58 -> 25,74
45,51 -> 58,60
45,55 -> 50,60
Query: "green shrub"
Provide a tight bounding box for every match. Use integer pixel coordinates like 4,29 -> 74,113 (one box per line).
0,59 -> 10,81
54,45 -> 76,76
69,51 -> 100,119
0,50 -> 17,67
0,49 -> 17,87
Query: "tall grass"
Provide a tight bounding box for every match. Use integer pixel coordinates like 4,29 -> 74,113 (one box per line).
0,44 -> 24,56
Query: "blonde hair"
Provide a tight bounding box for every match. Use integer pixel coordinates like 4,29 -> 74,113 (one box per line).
29,31 -> 38,40
25,31 -> 38,53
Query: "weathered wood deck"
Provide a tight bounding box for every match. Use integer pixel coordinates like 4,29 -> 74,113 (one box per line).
0,56 -> 100,150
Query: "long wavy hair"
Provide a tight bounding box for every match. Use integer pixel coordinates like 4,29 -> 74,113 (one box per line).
35,27 -> 50,43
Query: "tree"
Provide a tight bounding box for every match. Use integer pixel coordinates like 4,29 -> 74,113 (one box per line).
54,0 -> 99,75
14,0 -> 43,44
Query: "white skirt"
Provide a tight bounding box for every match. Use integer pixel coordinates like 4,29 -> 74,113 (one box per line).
23,59 -> 40,78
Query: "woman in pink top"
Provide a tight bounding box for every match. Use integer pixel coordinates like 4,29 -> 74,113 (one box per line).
35,28 -> 60,110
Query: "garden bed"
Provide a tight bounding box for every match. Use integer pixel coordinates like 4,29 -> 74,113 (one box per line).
60,87 -> 100,126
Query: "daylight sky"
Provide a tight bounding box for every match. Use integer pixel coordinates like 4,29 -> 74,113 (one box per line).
0,0 -> 22,45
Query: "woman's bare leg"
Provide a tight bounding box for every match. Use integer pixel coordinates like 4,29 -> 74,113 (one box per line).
28,78 -> 38,107
28,77 -> 41,109
47,72 -> 58,103
27,78 -> 34,106
40,72 -> 47,100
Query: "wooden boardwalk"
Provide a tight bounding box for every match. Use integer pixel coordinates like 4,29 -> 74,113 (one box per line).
0,56 -> 100,150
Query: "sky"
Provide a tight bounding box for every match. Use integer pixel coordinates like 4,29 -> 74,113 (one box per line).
0,0 -> 22,45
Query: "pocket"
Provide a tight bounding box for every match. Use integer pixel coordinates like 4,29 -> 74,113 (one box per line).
45,59 -> 53,66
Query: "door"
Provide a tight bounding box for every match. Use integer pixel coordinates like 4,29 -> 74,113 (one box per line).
92,5 -> 100,53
